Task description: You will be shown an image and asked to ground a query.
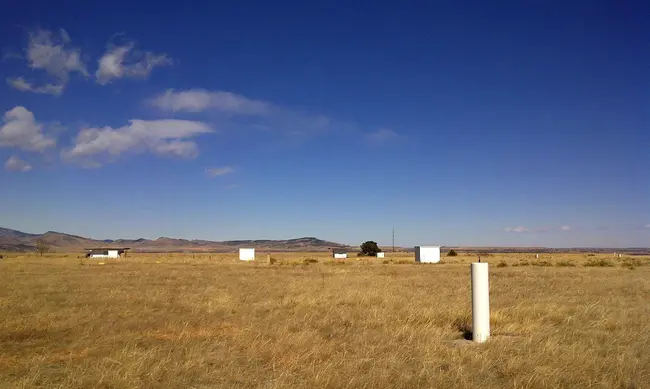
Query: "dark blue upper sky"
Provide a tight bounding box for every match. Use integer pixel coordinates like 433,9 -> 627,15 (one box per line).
1,0 -> 648,247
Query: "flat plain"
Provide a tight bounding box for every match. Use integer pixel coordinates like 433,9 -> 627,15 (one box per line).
1,252 -> 649,389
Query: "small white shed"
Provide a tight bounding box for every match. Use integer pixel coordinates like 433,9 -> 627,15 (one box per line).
415,246 -> 441,263
85,248 -> 129,259
376,252 -> 385,258
239,248 -> 255,261
332,249 -> 347,259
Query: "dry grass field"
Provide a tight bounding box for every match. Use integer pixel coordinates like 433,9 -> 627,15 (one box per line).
1,251 -> 649,389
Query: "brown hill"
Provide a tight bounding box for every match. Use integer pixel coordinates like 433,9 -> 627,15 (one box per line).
0,227 -> 348,253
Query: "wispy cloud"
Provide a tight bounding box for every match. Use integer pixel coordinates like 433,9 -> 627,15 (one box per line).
644,224 -> 650,229
223,184 -> 239,190
506,225 -> 574,233
96,42 -> 172,85
148,89 -> 332,139
504,226 -> 531,233
150,89 -> 270,115
6,29 -> 172,91
4,156 -> 32,172
7,77 -> 64,95
62,119 -> 212,167
206,166 -> 234,177
366,128 -> 399,144
7,29 -> 87,95
0,106 -> 56,152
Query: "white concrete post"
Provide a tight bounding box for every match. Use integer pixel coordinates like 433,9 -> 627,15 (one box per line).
471,262 -> 490,343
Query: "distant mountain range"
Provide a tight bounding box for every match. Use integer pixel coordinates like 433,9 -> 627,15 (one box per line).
0,227 -> 349,253
1,227 -> 648,254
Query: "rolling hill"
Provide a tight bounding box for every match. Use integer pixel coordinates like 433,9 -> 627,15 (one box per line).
0,227 -> 348,253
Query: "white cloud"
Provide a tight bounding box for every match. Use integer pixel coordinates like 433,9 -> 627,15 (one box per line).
367,128 -> 399,144
149,89 -> 333,141
151,140 -> 199,158
206,166 -> 234,177
560,225 -> 571,231
26,29 -> 87,77
505,226 -> 531,233
4,156 -> 32,172
150,89 -> 270,115
96,43 -> 172,85
0,106 -> 56,152
223,184 -> 238,190
62,119 -> 212,166
8,29 -> 87,94
644,224 -> 650,229
8,29 -> 171,91
7,77 -> 64,95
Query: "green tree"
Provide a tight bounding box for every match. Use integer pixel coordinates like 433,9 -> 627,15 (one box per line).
360,241 -> 381,256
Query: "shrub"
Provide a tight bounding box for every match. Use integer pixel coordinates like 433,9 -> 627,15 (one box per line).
302,258 -> 318,265
622,263 -> 636,270
532,260 -> 553,267
447,249 -> 458,257
622,258 -> 644,269
584,259 -> 615,267
556,260 -> 576,267
497,260 -> 508,268
324,260 -> 346,266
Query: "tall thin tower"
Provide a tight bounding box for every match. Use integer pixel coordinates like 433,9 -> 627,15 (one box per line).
392,228 -> 395,253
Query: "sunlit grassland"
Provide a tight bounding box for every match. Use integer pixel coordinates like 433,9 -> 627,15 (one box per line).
1,252 -> 649,388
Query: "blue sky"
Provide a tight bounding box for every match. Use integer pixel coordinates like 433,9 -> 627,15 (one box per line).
0,1 -> 648,247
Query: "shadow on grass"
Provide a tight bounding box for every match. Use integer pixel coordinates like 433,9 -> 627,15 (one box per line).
453,317 -> 474,340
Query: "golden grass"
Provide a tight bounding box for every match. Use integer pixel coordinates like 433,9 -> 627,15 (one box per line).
1,252 -> 649,388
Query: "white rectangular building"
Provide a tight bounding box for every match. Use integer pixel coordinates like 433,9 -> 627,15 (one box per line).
376,252 -> 385,258
85,248 -> 129,259
332,249 -> 347,259
239,248 -> 255,261
415,246 -> 441,263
